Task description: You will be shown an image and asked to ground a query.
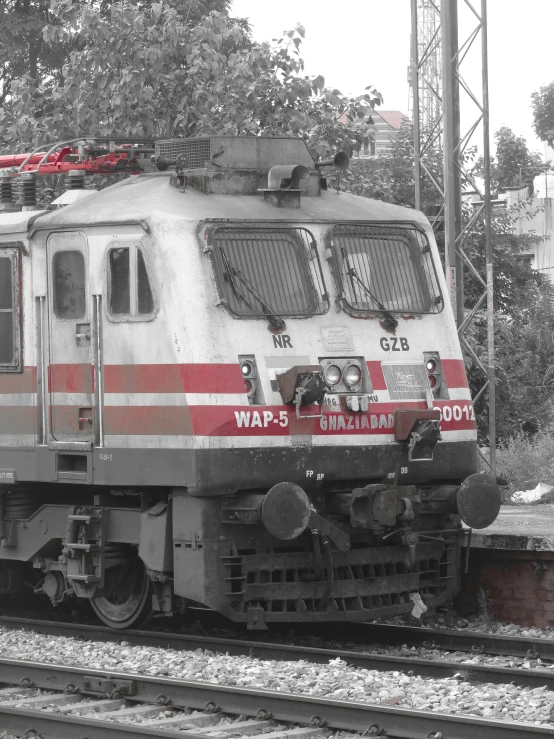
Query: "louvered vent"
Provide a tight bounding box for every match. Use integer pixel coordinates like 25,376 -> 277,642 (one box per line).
155,138 -> 212,169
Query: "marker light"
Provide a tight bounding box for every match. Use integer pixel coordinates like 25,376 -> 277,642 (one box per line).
343,364 -> 362,387
324,364 -> 342,386
244,379 -> 252,393
241,362 -> 254,377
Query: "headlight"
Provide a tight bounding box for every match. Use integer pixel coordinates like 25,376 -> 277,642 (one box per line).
241,361 -> 254,377
343,364 -> 362,387
324,364 -> 342,386
426,358 -> 438,373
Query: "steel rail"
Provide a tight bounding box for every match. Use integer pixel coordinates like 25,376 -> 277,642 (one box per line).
0,616 -> 553,692
346,622 -> 554,660
0,657 -> 551,739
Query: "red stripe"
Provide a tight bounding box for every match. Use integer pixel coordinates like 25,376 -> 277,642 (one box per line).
189,401 -> 476,437
104,406 -> 193,435
51,406 -> 92,434
49,364 -> 93,394
0,401 -> 475,438
442,359 -> 469,389
103,364 -> 244,394
7,360 -> 469,399
0,407 -> 35,434
0,367 -> 37,394
367,361 -> 387,390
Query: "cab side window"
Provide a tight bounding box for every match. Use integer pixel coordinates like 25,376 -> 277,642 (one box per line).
0,248 -> 21,372
53,250 -> 86,319
108,243 -> 154,319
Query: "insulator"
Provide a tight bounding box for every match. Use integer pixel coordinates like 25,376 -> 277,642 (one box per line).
65,169 -> 86,190
0,171 -> 14,206
15,173 -> 37,209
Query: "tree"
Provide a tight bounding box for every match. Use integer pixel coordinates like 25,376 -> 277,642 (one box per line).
532,82 -> 554,147
0,1 -> 381,158
340,121 -> 442,210
0,0 -> 237,111
0,0 -> 63,106
490,126 -> 544,192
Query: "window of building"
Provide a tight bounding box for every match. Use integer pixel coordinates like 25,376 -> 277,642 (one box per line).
108,243 -> 154,319
53,250 -> 86,319
0,248 -> 21,371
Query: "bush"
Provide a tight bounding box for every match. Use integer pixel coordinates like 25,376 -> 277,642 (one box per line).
496,426 -> 554,499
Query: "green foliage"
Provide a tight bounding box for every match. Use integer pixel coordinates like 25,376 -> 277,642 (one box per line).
497,425 -> 554,496
532,82 -> 554,146
0,1 -> 381,157
475,126 -> 545,192
0,0 -> 66,105
341,121 -> 442,210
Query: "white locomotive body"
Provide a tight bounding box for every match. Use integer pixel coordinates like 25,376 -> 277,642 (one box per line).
0,137 -> 498,628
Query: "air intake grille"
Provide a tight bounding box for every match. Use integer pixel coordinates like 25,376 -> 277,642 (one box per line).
382,362 -> 430,400
155,138 -> 212,169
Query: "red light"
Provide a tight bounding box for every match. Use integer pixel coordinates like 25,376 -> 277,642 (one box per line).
244,380 -> 252,393
428,375 -> 437,388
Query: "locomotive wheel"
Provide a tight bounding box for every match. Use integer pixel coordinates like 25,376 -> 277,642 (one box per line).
91,554 -> 152,629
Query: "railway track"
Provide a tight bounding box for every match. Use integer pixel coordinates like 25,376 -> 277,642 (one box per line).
1,615 -> 554,693
352,622 -> 554,661
0,656 -> 551,739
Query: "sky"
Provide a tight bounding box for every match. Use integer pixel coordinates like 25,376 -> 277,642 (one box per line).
231,0 -> 554,159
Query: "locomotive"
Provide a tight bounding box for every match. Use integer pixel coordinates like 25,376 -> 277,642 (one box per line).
0,135 -> 500,629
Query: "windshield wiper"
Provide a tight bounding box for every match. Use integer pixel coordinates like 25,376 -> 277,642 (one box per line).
220,248 -> 286,331
343,252 -> 398,331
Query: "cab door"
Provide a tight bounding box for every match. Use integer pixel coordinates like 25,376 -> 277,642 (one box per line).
47,232 -> 94,441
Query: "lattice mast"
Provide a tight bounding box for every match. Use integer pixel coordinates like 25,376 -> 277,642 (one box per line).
410,0 -> 444,213
411,0 -> 496,477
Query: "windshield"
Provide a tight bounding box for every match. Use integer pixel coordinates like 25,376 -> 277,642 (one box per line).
210,227 -> 328,318
332,224 -> 443,315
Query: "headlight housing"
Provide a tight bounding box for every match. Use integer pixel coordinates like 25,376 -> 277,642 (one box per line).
343,364 -> 362,388
324,364 -> 342,387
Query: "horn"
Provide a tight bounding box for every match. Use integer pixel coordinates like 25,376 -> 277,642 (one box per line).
315,151 -> 350,170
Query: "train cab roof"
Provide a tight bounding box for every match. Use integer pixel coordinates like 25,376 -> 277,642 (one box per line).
30,172 -> 429,233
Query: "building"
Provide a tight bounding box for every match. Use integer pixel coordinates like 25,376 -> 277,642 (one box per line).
501,176 -> 554,278
339,109 -> 409,159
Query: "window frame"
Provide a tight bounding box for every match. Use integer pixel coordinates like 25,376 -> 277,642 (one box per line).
206,224 -> 329,320
0,245 -> 22,373
48,231 -> 89,324
328,222 -> 444,317
52,248 -> 87,322
105,240 -> 157,323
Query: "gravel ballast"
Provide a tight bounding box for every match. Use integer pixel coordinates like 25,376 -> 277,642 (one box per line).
0,627 -> 552,727
375,614 -> 554,638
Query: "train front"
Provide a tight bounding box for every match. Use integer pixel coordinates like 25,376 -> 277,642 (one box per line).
164,138 -> 501,628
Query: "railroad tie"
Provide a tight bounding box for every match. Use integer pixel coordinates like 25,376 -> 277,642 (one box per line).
96,702 -> 177,720
0,692 -> 83,708
246,729 -> 325,739
186,719 -> 275,735
59,697 -> 126,714
141,710 -> 224,728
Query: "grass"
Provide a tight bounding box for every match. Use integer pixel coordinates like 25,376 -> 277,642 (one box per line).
496,426 -> 554,501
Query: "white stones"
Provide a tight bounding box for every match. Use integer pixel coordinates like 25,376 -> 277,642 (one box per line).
0,626 -> 552,728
